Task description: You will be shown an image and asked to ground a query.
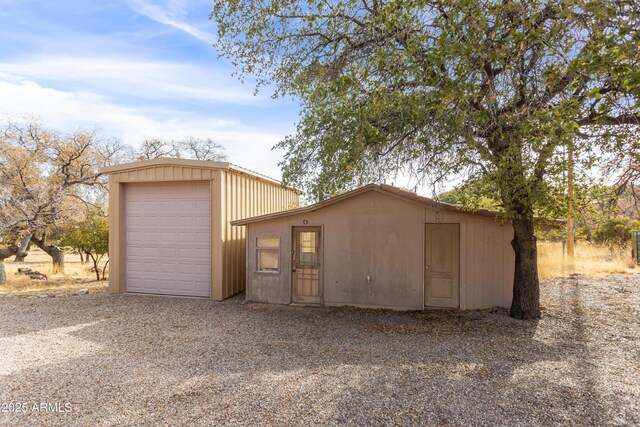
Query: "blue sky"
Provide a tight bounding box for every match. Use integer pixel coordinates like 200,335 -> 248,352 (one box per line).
0,0 -> 300,179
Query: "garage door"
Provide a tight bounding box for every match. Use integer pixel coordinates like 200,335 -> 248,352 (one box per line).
124,182 -> 211,297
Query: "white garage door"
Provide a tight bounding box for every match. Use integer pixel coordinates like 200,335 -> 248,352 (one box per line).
124,182 -> 211,297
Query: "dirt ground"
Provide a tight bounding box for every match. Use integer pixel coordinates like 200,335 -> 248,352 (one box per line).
0,248 -> 108,297
0,274 -> 638,426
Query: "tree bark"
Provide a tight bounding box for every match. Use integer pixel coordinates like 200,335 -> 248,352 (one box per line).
510,216 -> 541,319
76,248 -> 87,264
0,244 -> 26,285
14,233 -> 32,262
30,235 -> 65,273
88,253 -> 101,281
566,142 -> 575,261
494,138 -> 541,320
101,260 -> 109,281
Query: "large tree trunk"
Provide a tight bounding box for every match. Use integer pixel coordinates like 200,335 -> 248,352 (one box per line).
510,216 -> 541,319
14,233 -> 33,262
0,245 -> 26,285
566,142 -> 575,261
31,235 -> 65,274
495,139 -> 541,320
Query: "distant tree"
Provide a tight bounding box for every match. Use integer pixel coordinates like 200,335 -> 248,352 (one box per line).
592,217 -> 640,250
135,137 -> 227,161
60,210 -> 109,281
0,120 -> 116,272
438,178 -> 503,212
212,0 -> 640,318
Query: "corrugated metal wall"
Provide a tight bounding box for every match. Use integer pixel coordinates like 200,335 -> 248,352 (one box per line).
218,169 -> 299,299
107,163 -> 300,300
110,165 -> 216,182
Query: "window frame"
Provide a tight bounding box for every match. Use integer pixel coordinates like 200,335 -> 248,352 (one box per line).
256,236 -> 280,274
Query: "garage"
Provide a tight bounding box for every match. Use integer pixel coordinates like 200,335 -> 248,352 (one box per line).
101,158 -> 300,300
125,182 -> 211,297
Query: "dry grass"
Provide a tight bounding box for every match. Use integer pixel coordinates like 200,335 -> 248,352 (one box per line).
3,242 -> 636,295
0,247 -> 107,297
537,240 -> 635,279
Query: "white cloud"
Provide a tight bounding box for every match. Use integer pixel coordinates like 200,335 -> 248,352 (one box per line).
0,55 -> 266,105
126,0 -> 213,44
0,75 -> 289,180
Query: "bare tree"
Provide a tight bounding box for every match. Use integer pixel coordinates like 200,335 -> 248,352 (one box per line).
178,137 -> 226,161
135,138 -> 180,160
135,137 -> 227,162
0,120 -> 117,272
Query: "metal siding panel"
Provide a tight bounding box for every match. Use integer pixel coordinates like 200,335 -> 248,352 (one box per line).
215,171 -> 300,300
225,171 -> 232,298
493,225 -> 504,307
108,179 -> 122,293
482,222 -> 493,308
259,181 -> 263,211
271,186 -> 275,212
473,220 -> 484,309
235,174 -> 240,293
211,171 -> 224,300
467,219 -> 479,309
241,176 -> 248,290
232,173 -> 238,294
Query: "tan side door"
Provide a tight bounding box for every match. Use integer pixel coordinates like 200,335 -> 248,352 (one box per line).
425,223 -> 460,308
292,227 -> 322,304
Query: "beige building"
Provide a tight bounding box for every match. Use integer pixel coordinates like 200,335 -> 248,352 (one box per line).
101,158 -> 300,300
232,184 -> 515,310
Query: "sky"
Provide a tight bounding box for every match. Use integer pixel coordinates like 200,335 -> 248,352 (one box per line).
0,0 -> 300,180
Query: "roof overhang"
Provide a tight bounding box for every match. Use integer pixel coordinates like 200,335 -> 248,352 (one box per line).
100,158 -> 302,193
100,158 -> 229,174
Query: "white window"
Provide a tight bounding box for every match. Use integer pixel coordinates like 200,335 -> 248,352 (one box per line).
257,237 -> 280,272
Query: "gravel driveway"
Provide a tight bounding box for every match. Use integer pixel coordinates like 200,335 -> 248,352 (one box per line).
1,274 -> 639,426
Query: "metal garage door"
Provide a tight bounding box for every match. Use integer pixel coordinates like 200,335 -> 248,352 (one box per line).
124,182 -> 211,297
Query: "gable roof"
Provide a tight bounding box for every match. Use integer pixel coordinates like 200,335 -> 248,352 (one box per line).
100,158 -> 300,191
231,183 -> 502,226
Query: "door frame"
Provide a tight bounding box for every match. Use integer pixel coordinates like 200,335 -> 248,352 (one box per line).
289,225 -> 324,304
423,222 -> 465,309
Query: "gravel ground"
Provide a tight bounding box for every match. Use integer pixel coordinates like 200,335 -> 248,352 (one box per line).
0,274 -> 638,426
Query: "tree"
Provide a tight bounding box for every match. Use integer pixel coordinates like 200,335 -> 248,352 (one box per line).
592,217 -> 640,250
0,244 -> 26,285
438,177 -> 503,211
135,137 -> 227,161
13,233 -> 32,262
212,0 -> 640,319
60,210 -> 109,281
0,120 -> 113,273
